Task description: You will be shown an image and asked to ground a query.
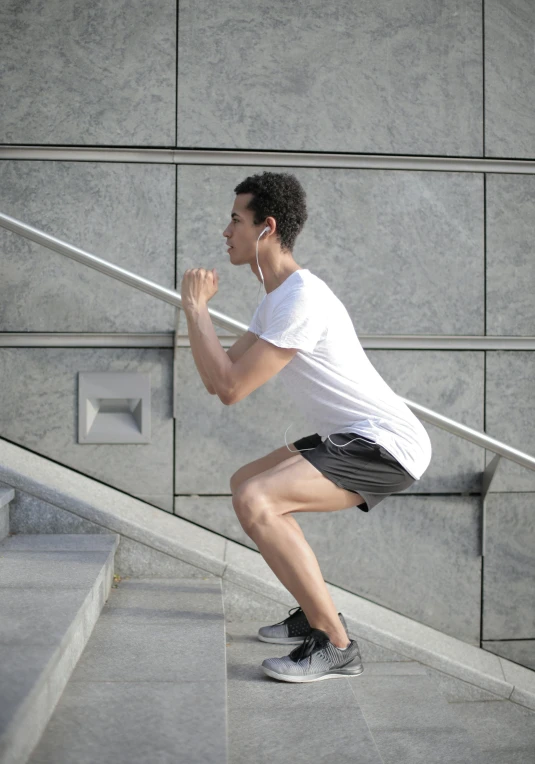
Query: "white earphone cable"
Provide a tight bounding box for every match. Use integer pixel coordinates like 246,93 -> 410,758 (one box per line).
255,231 -> 264,309
284,423 -> 375,453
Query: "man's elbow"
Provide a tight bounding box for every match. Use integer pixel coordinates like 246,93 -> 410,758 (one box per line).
208,384 -> 232,404
220,390 -> 234,405
214,375 -> 240,404
219,384 -> 238,405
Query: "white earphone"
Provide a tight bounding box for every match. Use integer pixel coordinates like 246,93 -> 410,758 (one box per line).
254,226 -> 271,307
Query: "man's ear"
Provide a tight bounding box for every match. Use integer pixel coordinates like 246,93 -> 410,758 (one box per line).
265,216 -> 277,236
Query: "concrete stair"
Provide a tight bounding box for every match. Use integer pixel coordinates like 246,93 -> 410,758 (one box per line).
26,577 -> 227,764
0,489 -> 228,764
0,532 -> 119,764
226,621 -> 477,764
226,619 -> 535,764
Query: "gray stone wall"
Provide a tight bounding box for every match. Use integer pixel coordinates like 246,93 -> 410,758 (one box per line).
0,0 -> 534,667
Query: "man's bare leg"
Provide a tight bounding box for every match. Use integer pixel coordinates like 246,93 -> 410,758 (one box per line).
234,493 -> 353,648
231,448 -> 361,648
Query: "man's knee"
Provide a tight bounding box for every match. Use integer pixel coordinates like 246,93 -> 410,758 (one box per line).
232,484 -> 271,536
230,464 -> 259,494
229,445 -> 296,495
229,469 -> 244,495
231,485 -> 253,533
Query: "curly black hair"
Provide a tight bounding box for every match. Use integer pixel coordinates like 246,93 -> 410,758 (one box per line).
234,171 -> 308,252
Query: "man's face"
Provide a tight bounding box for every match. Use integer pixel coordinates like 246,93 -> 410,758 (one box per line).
223,194 -> 262,265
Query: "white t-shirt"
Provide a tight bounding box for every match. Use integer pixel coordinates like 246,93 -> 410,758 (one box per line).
248,268 -> 432,480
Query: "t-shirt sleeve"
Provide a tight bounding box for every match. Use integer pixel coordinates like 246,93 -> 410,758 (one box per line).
259,288 -> 325,353
248,304 -> 261,336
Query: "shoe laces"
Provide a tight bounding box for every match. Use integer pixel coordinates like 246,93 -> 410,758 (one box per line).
289,629 -> 330,662
276,606 -> 304,625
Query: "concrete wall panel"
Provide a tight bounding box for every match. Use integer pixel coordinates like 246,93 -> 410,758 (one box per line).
485,0 -> 535,158
0,348 -> 174,509
486,175 -> 535,336
0,0 -> 175,145
178,0 -> 482,155
0,161 -> 176,333
483,493 -> 535,640
485,352 -> 535,493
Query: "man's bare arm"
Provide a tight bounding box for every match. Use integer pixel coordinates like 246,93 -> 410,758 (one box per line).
187,329 -> 259,396
185,311 -> 217,394
184,304 -> 234,403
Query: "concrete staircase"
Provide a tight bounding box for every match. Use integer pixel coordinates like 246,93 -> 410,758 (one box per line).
25,575 -> 227,764
1,443 -> 535,763
0,520 -> 227,763
226,618 -> 535,764
0,531 -> 120,764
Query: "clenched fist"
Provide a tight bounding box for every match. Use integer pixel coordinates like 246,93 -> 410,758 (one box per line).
181,268 -> 219,311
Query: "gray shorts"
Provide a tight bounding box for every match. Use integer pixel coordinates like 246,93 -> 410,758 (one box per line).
293,431 -> 416,512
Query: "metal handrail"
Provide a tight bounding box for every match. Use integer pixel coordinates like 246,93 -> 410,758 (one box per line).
0,211 -> 244,335
2,210 -> 535,474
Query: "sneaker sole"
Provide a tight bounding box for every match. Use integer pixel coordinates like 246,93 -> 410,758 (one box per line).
262,664 -> 364,683
258,630 -> 352,645
257,634 -> 307,644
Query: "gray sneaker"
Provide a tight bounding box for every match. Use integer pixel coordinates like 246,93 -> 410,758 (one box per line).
262,628 -> 364,683
257,606 -> 349,644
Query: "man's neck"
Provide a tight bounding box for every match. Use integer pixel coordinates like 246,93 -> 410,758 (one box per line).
264,265 -> 303,294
